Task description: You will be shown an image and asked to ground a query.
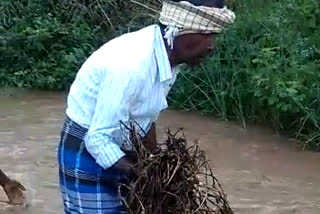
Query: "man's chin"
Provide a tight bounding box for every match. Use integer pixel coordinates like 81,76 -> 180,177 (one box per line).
186,58 -> 202,67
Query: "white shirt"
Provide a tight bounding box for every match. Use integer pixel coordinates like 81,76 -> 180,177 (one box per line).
66,25 -> 179,169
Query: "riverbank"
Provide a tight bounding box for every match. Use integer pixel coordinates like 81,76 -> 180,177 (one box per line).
1,0 -> 319,150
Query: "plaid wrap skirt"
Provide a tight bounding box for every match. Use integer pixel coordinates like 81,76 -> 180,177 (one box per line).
57,116 -> 126,214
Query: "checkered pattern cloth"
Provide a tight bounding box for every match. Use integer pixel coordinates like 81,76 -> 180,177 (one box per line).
57,116 -> 126,213
159,0 -> 236,48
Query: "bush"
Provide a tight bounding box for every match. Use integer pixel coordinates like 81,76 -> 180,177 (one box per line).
0,0 -> 159,89
169,0 -> 320,150
1,0 -> 319,150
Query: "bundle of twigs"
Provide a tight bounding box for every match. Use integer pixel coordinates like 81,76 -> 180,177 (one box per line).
120,122 -> 233,214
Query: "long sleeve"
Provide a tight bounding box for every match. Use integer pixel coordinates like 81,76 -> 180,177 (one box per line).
84,67 -> 140,170
65,25 -> 173,170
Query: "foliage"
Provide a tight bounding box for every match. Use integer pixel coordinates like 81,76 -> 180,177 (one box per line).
1,0 -> 319,150
169,0 -> 320,150
0,0 -> 159,89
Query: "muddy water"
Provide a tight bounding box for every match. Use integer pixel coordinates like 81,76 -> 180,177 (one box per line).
0,90 -> 319,214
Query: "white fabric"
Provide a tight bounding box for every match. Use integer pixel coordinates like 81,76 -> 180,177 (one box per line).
66,25 -> 179,169
163,25 -> 180,49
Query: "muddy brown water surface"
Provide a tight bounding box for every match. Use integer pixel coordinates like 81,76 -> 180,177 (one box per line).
0,90 -> 319,214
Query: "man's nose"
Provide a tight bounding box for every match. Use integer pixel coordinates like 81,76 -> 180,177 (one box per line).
207,45 -> 215,51
207,37 -> 216,50
207,44 -> 216,53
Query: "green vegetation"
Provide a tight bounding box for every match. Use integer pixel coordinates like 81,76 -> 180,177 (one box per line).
169,0 -> 320,150
0,0 -> 158,89
1,0 -> 319,150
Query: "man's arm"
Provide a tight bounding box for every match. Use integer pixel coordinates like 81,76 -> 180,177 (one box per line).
84,67 -> 142,170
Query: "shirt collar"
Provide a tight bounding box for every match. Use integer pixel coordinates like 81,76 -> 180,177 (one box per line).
153,25 -> 173,83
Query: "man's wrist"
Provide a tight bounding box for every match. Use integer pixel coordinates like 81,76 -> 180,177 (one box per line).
143,122 -> 157,152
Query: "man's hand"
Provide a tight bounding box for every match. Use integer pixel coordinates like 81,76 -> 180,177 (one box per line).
3,178 -> 26,205
113,156 -> 137,183
143,122 -> 157,153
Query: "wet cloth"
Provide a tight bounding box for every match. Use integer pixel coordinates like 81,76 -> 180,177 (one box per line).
58,116 -> 126,214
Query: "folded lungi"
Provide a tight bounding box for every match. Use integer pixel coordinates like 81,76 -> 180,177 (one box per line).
57,116 -> 126,214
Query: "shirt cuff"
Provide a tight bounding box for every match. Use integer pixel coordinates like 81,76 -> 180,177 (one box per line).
96,143 -> 126,169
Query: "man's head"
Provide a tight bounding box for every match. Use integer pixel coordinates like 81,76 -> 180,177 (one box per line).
169,32 -> 217,66
159,0 -> 235,66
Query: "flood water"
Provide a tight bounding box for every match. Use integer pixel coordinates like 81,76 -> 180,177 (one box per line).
0,90 -> 319,214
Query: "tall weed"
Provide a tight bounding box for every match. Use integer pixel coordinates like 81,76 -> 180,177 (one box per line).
169,0 -> 320,150
1,0 -> 319,149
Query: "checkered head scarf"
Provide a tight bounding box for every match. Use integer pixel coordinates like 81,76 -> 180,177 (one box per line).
159,0 -> 236,48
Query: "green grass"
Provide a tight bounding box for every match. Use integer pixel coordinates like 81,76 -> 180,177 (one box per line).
0,0 -> 158,89
168,0 -> 320,150
0,0 -> 319,150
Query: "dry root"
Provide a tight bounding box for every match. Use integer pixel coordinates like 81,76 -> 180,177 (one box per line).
120,122 -> 233,214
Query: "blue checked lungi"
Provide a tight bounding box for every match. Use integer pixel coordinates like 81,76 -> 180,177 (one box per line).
57,116 -> 127,214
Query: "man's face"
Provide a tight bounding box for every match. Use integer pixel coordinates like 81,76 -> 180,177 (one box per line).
172,33 -> 217,66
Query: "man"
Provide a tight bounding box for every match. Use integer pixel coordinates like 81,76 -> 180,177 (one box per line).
57,0 -> 235,213
0,169 -> 26,205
